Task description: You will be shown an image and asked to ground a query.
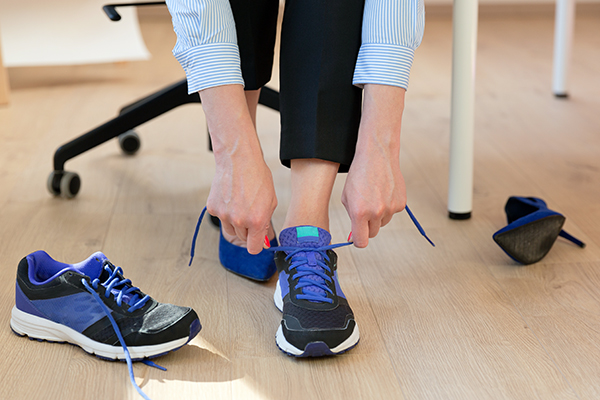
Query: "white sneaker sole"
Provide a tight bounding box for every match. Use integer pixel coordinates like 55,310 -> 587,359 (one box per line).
10,306 -> 188,360
273,279 -> 360,356
275,323 -> 360,356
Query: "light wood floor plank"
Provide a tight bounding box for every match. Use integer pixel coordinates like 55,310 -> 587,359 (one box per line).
231,354 -> 406,400
1,7 -> 599,400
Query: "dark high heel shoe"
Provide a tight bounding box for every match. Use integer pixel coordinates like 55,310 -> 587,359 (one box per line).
493,196 -> 585,265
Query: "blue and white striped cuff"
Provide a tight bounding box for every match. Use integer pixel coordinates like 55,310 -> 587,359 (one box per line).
353,43 -> 416,90
173,42 -> 244,94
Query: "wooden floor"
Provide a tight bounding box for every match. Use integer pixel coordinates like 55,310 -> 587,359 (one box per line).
1,7 -> 599,400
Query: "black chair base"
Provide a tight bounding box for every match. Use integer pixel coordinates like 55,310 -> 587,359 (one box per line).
49,79 -> 280,198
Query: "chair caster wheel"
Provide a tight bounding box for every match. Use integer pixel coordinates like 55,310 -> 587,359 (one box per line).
47,171 -> 81,199
119,130 -> 141,155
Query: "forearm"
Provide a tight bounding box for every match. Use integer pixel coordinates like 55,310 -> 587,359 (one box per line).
201,84 -> 276,254
355,84 -> 406,160
200,85 -> 264,164
343,84 -> 407,247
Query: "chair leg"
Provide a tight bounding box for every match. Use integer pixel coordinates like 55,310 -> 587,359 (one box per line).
53,79 -> 199,172
49,78 -> 280,198
258,87 -> 280,111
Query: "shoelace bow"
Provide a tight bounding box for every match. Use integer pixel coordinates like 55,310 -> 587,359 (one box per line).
189,206 -> 435,303
269,205 -> 435,303
189,205 -> 434,266
82,261 -> 164,400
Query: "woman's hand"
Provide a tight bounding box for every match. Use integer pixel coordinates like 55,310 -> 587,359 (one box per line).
342,84 -> 407,248
201,85 -> 277,254
207,151 -> 277,255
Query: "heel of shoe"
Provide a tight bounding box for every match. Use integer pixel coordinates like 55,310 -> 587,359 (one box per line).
559,230 -> 586,248
10,306 -> 65,342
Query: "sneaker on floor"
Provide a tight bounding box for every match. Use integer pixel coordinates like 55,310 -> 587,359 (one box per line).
11,250 -> 201,361
272,226 -> 359,357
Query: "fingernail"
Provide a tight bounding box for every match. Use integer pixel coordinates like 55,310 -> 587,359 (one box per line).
264,235 -> 271,248
347,232 -> 353,242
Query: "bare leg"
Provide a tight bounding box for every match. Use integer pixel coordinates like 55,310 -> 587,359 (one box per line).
283,158 -> 339,233
244,89 -> 261,129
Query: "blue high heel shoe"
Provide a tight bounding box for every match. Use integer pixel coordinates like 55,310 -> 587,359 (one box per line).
218,228 -> 278,281
493,196 -> 585,265
189,207 -> 278,281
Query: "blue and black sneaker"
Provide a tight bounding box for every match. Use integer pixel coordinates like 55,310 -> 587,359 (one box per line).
272,226 -> 359,357
11,251 -> 201,361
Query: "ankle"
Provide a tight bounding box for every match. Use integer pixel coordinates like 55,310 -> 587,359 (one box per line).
282,218 -> 329,233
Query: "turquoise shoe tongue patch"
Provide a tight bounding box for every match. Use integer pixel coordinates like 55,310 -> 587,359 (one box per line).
296,226 -> 319,243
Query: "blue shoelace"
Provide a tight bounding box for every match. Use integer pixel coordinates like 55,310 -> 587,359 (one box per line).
268,206 -> 435,303
405,206 -> 436,247
269,242 -> 352,303
82,262 -> 165,400
189,205 -> 435,266
189,207 -> 209,266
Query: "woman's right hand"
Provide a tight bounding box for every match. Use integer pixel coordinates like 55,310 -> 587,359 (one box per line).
207,151 -> 277,255
200,84 -> 277,255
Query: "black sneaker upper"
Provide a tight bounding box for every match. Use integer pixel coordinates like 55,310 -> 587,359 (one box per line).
274,226 -> 356,350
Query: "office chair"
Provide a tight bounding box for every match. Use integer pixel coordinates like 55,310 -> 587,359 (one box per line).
48,1 -> 280,198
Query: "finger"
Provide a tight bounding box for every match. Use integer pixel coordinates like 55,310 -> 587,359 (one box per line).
381,213 -> 393,228
246,225 -> 268,255
220,220 -> 237,239
368,219 -> 381,239
351,217 -> 370,248
234,225 -> 249,245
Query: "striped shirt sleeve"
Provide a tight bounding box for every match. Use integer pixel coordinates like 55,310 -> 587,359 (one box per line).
353,0 -> 425,90
166,0 -> 244,93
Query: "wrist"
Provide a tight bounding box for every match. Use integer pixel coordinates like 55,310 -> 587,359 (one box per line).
356,84 -> 406,158
362,84 -> 405,127
354,135 -> 400,165
199,84 -> 263,159
210,124 -> 263,159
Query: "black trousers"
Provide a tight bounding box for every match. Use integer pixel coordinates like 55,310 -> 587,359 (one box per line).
229,0 -> 365,172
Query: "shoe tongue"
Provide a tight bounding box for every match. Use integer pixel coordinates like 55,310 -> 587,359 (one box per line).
279,226 -> 331,301
76,252 -> 109,280
80,252 -> 140,307
279,226 -> 331,247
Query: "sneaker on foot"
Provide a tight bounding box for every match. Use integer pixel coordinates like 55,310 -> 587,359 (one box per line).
272,226 -> 359,357
11,250 -> 201,360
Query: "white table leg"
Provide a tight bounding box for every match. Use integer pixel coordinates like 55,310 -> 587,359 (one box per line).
553,0 -> 575,97
0,31 -> 10,106
448,0 -> 479,219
